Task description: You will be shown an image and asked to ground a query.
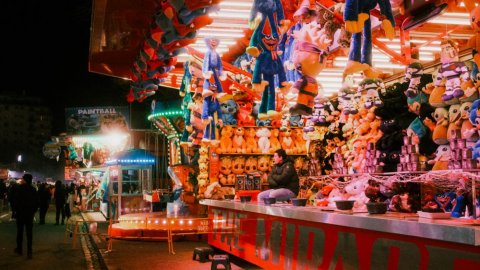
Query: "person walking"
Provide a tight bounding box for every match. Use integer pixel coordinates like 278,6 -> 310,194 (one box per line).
54,180 -> 66,225
7,180 -> 18,221
0,179 -> 7,212
257,148 -> 299,202
13,174 -> 38,259
37,182 -> 51,224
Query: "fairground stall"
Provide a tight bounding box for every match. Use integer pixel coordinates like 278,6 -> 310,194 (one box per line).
89,0 -> 480,268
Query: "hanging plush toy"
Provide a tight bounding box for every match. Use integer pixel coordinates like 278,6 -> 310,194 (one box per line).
246,0 -> 289,120
464,0 -> 480,73
289,23 -> 331,115
202,37 -> 226,97
343,0 -> 395,78
434,40 -> 472,104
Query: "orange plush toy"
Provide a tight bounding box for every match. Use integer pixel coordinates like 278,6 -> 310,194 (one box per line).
269,128 -> 282,153
232,127 -> 247,154
465,0 -> 480,71
245,127 -> 259,153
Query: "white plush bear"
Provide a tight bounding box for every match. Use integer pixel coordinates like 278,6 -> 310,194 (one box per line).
344,179 -> 370,211
256,128 -> 271,154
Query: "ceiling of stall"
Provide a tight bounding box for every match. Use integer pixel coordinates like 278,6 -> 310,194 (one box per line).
89,0 -> 475,98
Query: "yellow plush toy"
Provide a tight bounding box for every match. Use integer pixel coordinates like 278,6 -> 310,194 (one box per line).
291,128 -> 307,154
218,126 -> 233,154
429,85 -> 446,108
280,128 -> 296,154
231,156 -> 246,175
197,162 -> 209,187
245,156 -> 258,174
219,156 -> 232,186
244,127 -> 258,153
257,155 -> 271,185
232,127 -> 247,154
432,107 -> 448,145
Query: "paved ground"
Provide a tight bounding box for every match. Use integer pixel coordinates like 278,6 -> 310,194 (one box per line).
0,205 -> 262,270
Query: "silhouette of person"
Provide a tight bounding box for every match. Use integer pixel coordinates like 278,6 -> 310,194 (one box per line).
13,174 -> 38,259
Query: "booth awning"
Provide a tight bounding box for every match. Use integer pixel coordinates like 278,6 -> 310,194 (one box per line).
106,148 -> 156,166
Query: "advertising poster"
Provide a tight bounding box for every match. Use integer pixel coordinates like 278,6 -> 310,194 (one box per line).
65,106 -> 129,135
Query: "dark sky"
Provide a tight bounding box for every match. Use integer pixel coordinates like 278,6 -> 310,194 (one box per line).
1,0 -> 151,134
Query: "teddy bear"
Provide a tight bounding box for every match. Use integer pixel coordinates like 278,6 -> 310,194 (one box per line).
269,128 -> 282,153
198,145 -> 209,163
244,127 -> 259,153
245,156 -> 258,174
231,156 -> 246,175
197,162 -> 209,187
218,126 -> 233,154
291,128 -> 307,154
236,99 -> 256,126
257,155 -> 271,185
219,156 -> 233,186
388,182 -> 421,213
256,127 -> 271,154
220,98 -> 238,126
232,127 -> 247,154
432,107 -> 449,145
280,128 -> 296,154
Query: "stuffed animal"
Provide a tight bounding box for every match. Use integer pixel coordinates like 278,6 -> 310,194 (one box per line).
460,101 -> 477,141
289,23 -> 331,115
429,85 -> 447,108
293,156 -> 308,176
434,191 -> 456,212
345,178 -> 369,211
389,182 -> 421,213
360,78 -> 383,109
343,0 -> 395,78
434,40 -> 471,104
364,179 -> 382,203
202,37 -> 226,96
245,127 -> 259,153
404,62 -> 424,98
257,155 -> 271,184
201,85 -> 224,144
237,99 -> 256,126
447,104 -> 462,141
291,128 -> 307,154
218,126 -> 234,154
247,0 -> 289,120
269,128 -> 282,153
280,128 -> 296,154
220,98 -> 238,126
231,156 -> 246,175
256,127 -> 271,154
245,156 -> 258,174
219,156 -> 233,186
432,107 -> 449,145
451,188 -> 468,218
197,162 -> 209,187
469,99 -> 480,138
232,127 -> 247,154
327,187 -> 346,208
464,0 -> 480,71
428,145 -> 451,170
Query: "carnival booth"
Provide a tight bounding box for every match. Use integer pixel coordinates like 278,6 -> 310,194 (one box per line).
90,0 -> 480,267
103,148 -> 156,221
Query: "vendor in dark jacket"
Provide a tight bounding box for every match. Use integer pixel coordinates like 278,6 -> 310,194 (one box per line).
257,149 -> 299,202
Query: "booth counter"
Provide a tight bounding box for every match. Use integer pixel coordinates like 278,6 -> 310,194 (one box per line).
201,199 -> 480,270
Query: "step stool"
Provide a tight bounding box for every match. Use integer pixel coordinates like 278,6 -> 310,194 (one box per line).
211,254 -> 231,270
192,246 -> 214,263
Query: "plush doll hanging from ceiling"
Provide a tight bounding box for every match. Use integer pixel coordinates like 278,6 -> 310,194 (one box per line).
464,0 -> 480,74
289,23 -> 331,116
202,37 -> 226,97
343,0 -> 395,78
246,0 -> 290,120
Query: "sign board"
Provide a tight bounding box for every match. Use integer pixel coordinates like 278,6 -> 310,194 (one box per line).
43,141 -> 61,159
65,106 -> 129,135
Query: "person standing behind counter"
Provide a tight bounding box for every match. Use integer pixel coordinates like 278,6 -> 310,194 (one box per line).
257,149 -> 299,202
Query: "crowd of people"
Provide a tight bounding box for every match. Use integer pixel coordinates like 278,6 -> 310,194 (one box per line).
0,175 -> 82,259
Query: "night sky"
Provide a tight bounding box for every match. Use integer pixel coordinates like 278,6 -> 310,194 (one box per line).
1,0 -> 151,134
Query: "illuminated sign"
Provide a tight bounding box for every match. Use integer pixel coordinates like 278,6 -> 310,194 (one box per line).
65,106 -> 129,135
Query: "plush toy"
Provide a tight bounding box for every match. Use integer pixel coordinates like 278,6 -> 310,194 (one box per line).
327,187 -> 346,208
389,182 -> 421,213
464,0 -> 480,70
232,127 -> 247,154
220,98 -> 238,126
434,40 -> 472,104
218,126 -> 233,154
293,156 -> 308,176
247,0 -> 289,120
289,23 -> 331,115
292,128 -> 307,154
257,155 -> 271,184
245,127 -> 259,153
404,62 -> 425,98
186,95 -> 206,146
201,81 -> 224,144
219,156 -> 233,186
469,99 -> 480,138
256,127 -> 271,154
359,78 -> 383,109
236,99 -> 256,126
245,156 -> 258,174
202,37 -> 227,96
269,128 -> 282,153
343,0 -> 395,78
188,60 -> 205,96
197,162 -> 209,187
231,156 -> 246,175
280,128 -> 296,154
432,107 -> 449,145
339,86 -> 361,115
345,178 -> 369,211
451,188 -> 468,218
428,145 -> 451,170
434,191 -> 456,212
447,104 -> 462,141
459,101 -> 477,141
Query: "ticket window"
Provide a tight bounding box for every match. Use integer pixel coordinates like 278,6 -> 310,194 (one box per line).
121,167 -> 152,195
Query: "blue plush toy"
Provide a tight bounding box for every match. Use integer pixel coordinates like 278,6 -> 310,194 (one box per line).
246,0 -> 288,120
202,37 -> 226,97
343,0 -> 395,78
220,98 -> 238,126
